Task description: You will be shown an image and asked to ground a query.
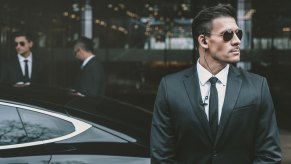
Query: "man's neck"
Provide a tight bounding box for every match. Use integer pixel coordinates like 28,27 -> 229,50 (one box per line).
198,57 -> 226,75
20,52 -> 31,58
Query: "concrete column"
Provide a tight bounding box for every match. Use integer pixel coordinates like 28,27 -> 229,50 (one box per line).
237,0 -> 252,70
81,0 -> 92,38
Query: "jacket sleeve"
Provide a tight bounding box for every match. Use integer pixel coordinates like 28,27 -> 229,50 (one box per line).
150,78 -> 178,164
253,78 -> 282,163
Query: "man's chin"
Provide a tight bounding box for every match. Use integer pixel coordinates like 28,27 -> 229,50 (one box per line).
230,56 -> 240,64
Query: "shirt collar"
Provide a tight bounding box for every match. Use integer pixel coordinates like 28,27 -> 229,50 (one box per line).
197,58 -> 229,86
18,53 -> 32,62
82,55 -> 95,68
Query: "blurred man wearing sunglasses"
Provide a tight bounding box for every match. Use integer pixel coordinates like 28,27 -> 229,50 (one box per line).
72,36 -> 105,97
0,31 -> 48,85
151,4 -> 281,163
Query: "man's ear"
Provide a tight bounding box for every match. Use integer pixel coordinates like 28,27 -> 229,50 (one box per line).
198,34 -> 208,49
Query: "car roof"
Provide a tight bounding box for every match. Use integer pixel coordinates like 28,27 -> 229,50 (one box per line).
0,84 -> 152,147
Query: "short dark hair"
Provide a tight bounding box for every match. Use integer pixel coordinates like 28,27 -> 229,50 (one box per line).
75,36 -> 94,52
13,30 -> 34,42
191,4 -> 237,49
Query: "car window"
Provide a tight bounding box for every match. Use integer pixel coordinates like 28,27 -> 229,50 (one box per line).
18,108 -> 75,142
0,105 -> 27,145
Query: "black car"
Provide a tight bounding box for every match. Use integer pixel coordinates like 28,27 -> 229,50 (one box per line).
0,84 -> 152,164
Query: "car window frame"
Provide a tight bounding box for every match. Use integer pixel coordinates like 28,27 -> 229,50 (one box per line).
0,101 -> 92,150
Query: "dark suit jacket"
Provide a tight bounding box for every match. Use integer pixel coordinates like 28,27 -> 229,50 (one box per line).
150,65 -> 282,164
74,56 -> 105,96
0,55 -> 48,85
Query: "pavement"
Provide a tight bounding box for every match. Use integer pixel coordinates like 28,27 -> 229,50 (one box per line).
281,129 -> 291,163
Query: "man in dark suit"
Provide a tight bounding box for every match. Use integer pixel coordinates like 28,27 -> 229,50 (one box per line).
0,31 -> 48,85
73,36 -> 105,97
150,4 -> 282,163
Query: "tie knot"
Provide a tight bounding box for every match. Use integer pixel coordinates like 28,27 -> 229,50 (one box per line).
209,77 -> 218,85
24,59 -> 28,63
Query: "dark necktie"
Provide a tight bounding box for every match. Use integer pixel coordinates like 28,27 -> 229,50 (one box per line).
24,59 -> 29,82
209,77 -> 218,139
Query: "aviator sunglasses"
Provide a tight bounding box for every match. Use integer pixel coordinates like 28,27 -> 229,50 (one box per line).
14,41 -> 26,47
206,29 -> 243,42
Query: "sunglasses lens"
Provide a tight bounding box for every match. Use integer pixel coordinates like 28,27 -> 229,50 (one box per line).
15,42 -> 25,47
20,42 -> 25,46
236,30 -> 243,40
223,29 -> 243,41
223,30 -> 234,41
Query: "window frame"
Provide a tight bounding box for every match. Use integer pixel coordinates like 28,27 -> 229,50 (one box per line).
0,101 -> 92,150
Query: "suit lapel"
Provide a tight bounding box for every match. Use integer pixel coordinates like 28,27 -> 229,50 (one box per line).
31,57 -> 35,80
31,55 -> 41,80
215,65 -> 242,145
15,57 -> 24,80
183,66 -> 213,143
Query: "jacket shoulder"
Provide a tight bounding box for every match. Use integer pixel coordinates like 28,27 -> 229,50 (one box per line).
163,65 -> 194,80
231,65 -> 266,85
157,65 -> 195,89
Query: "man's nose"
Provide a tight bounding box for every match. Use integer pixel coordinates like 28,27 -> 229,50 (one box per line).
231,33 -> 241,45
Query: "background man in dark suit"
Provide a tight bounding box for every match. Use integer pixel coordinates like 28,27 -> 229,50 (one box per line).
0,31 -> 48,85
73,36 -> 105,97
150,4 -> 282,163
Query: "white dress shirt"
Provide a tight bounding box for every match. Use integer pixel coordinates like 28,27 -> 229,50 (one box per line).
197,59 -> 229,124
18,53 -> 32,78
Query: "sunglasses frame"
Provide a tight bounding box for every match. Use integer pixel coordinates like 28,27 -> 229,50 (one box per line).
14,41 -> 26,47
205,29 -> 243,42
74,49 -> 80,55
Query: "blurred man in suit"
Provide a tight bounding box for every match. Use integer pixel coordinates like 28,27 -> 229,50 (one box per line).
0,31 -> 48,86
73,36 -> 105,96
150,4 -> 282,163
